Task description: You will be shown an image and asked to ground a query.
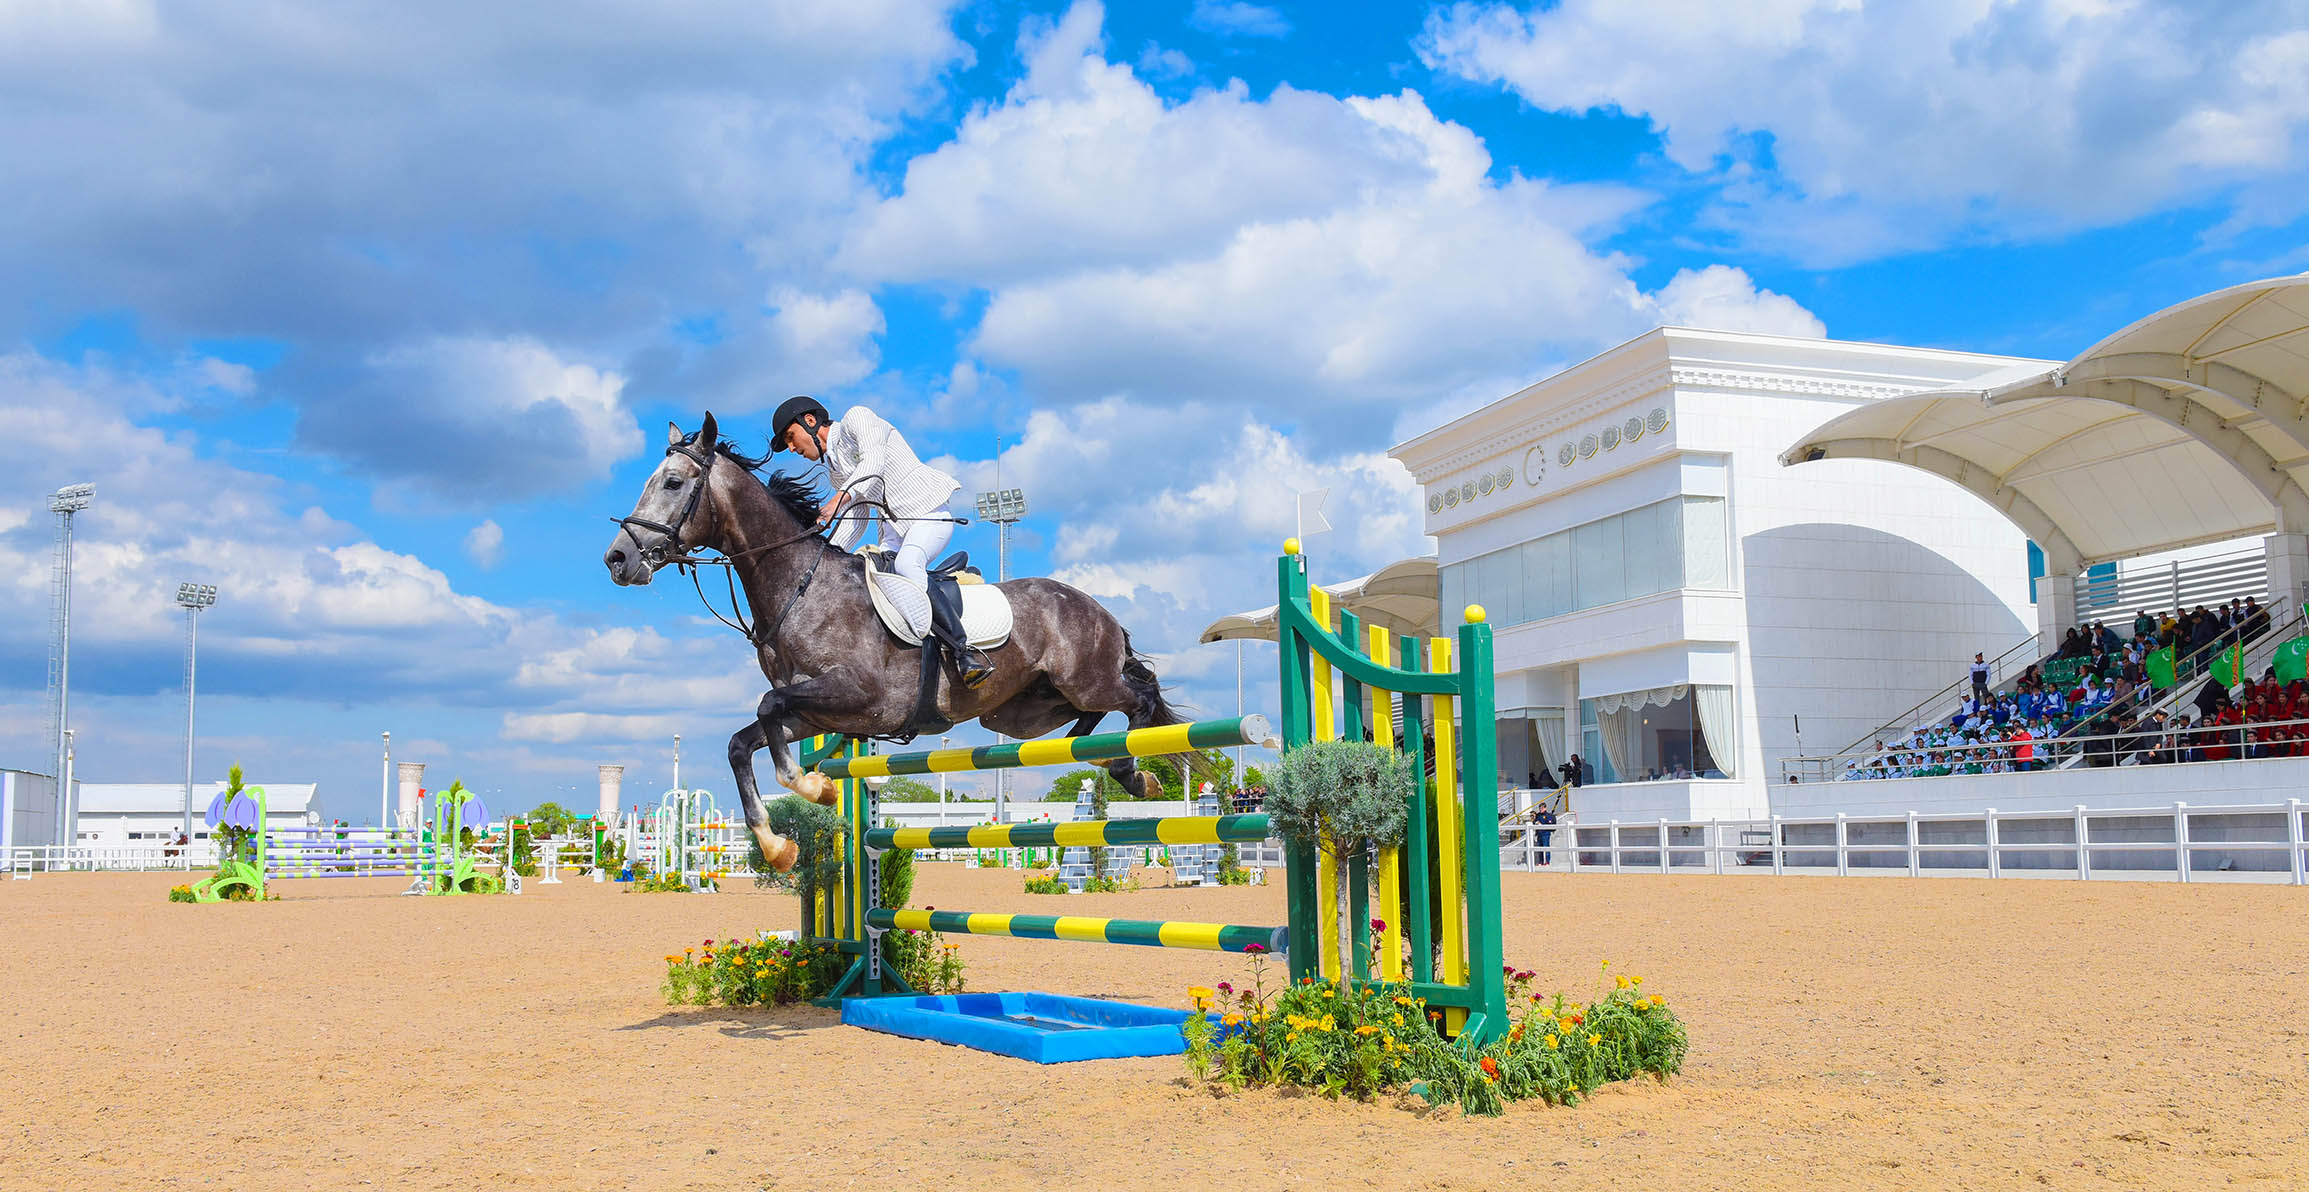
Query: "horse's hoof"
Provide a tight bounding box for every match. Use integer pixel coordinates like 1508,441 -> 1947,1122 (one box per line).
795,771 -> 839,807
754,828 -> 799,873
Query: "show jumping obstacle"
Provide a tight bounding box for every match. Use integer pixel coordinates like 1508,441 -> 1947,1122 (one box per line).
191,781 -> 499,902
803,544 -> 1511,1045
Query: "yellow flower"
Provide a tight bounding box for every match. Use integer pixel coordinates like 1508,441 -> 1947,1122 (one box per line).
1616,975 -> 1630,990
1558,1017 -> 1577,1034
1586,1033 -> 1601,1047
1355,1024 -> 1381,1035
1631,975 -> 1643,987
1545,1034 -> 1558,1049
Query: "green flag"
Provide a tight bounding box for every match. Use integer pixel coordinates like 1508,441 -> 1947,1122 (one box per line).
2146,645 -> 2176,691
2212,641 -> 2245,688
2279,636 -> 2309,684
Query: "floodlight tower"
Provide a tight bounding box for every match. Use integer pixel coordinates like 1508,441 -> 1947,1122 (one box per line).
972,484 -> 1028,822
46,483 -> 93,847
176,583 -> 218,839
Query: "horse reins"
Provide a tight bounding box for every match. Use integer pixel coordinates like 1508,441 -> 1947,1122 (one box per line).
610,440 -> 962,649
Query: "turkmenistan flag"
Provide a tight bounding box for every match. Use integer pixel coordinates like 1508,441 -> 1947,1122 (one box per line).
2212,641 -> 2246,687
2276,636 -> 2309,684
2145,645 -> 2177,691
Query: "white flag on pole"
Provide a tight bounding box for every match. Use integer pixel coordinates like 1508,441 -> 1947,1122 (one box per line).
1296,487 -> 1332,542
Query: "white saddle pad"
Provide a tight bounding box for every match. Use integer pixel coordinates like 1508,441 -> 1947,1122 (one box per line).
864,558 -> 1013,649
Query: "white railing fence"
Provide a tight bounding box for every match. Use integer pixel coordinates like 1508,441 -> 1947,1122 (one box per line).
1497,800 -> 2309,884
4,842 -> 223,875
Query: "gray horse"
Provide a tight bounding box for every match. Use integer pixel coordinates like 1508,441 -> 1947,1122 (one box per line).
604,413 -> 1178,871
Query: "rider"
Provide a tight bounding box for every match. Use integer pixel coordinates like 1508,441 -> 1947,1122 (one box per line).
770,396 -> 994,689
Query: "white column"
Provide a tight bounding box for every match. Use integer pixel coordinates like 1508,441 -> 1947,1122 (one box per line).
2036,573 -> 2079,646
2264,532 -> 2309,612
597,765 -> 624,824
396,762 -> 426,829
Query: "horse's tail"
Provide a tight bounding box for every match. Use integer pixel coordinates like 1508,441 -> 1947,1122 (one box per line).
1120,631 -> 1185,727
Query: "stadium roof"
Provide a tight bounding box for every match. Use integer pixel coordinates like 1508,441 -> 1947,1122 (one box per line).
1783,276 -> 2309,571
1199,556 -> 1438,643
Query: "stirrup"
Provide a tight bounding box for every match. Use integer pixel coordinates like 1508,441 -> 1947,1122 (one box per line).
958,652 -> 995,689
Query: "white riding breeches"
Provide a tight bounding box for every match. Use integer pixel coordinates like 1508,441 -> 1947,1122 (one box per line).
889,514 -> 954,589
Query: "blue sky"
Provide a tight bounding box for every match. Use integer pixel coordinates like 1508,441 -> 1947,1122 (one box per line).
5,0 -> 2307,821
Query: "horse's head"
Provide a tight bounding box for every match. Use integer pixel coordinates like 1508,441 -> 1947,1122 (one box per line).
604,412 -> 727,587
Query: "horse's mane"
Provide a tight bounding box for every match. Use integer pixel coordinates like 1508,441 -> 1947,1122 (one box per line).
686,432 -> 821,527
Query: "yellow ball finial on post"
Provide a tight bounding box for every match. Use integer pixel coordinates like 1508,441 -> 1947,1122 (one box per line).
1283,537 -> 1302,556
1464,604 -> 1487,624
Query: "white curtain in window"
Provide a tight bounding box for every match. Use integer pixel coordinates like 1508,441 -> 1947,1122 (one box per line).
1592,683 -> 1688,714
1598,705 -> 1642,782
1694,684 -> 1737,778
1534,709 -> 1567,778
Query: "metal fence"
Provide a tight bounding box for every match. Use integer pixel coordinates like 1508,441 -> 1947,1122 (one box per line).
5,843 -> 221,875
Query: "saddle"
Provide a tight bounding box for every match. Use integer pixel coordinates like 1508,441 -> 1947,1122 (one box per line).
860,550 -> 1014,738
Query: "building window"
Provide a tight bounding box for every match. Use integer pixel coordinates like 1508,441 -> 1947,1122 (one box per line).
1442,495 -> 1733,629
1580,685 -> 1738,784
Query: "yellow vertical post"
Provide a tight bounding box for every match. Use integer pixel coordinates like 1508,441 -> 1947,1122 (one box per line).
1309,583 -> 1341,982
1369,623 -> 1405,982
1428,636 -> 1466,1033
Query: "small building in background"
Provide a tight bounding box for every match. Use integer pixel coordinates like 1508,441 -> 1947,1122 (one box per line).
71,782 -> 319,846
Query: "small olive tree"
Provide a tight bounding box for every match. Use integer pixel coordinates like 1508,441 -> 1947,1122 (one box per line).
1265,740 -> 1411,963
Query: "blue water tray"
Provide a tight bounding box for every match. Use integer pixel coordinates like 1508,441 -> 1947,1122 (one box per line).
841,992 -> 1208,1063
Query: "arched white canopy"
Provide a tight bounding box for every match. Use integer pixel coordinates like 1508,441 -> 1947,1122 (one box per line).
1199,556 -> 1438,643
1784,276 -> 2309,569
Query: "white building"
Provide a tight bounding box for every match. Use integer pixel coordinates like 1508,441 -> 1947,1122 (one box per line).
1392,328 -> 2052,821
1385,276 -> 2309,823
2,770 -> 58,853
71,782 -> 319,846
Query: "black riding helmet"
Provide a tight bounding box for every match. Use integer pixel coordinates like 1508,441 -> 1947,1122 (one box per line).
771,395 -> 830,451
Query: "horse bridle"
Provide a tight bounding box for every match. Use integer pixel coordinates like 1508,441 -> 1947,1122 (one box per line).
610,439 -> 716,571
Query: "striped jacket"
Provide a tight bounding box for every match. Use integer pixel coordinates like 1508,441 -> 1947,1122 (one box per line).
824,405 -> 960,549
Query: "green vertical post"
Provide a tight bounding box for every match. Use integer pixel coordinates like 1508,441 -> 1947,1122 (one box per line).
1456,615 -> 1508,1040
1277,549 -> 1320,981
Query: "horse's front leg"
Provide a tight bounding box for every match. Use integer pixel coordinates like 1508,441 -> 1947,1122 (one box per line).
726,715 -> 798,872
758,674 -> 873,808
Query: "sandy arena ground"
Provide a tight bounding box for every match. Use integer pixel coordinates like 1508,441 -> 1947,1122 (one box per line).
3,866 -> 2305,1191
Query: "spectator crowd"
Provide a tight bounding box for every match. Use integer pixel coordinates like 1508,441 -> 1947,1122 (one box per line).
1844,597 -> 2289,779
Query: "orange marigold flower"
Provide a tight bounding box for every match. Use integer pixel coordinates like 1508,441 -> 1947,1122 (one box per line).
1479,1057 -> 1500,1078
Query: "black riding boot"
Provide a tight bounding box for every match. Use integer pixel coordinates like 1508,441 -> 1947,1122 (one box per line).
928,578 -> 995,689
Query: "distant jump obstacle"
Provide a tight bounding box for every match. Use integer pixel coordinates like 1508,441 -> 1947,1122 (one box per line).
192,781 -> 499,901
804,543 -> 1511,1045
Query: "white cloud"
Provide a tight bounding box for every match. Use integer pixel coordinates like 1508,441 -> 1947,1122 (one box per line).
1645,265 -> 1824,337
0,354 -> 769,797
464,519 -> 505,569
301,336 -> 641,503
1420,0 -> 2309,262
844,2 -> 1817,438
0,0 -> 965,483
1190,1 -> 1290,39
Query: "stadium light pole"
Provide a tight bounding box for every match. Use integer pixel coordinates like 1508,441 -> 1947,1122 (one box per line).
175,583 -> 218,840
381,732 -> 391,828
47,482 -> 93,847
973,485 -> 1027,824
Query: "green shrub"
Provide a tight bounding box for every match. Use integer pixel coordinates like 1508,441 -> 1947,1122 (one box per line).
1181,954 -> 1687,1116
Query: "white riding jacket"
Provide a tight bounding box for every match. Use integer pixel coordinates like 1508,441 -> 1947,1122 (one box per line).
823,405 -> 960,554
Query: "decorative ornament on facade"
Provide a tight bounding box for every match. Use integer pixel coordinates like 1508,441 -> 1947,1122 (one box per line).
1522,446 -> 1547,486
1558,442 -> 1576,468
1600,424 -> 1621,451
1624,415 -> 1645,442
1429,491 -> 1444,514
1647,407 -> 1669,434
1496,466 -> 1514,491
1478,472 -> 1495,496
1579,433 -> 1598,459
1443,487 -> 1459,508
1460,480 -> 1476,502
